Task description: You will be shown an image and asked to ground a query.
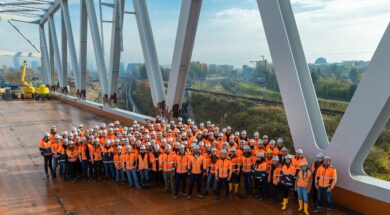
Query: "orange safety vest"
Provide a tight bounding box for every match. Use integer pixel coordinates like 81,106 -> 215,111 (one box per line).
281,164 -> 296,185
188,154 -> 206,174
66,148 -> 78,162
293,157 -> 308,171
124,153 -> 137,170
78,144 -> 88,161
175,154 -> 189,174
161,152 -> 176,172
216,158 -> 232,179
242,156 -> 254,173
51,141 -> 60,157
91,147 -> 103,161
230,156 -> 242,174
39,140 -> 52,156
114,153 -> 125,169
149,152 -> 161,172
207,158 -> 217,174
316,165 -> 337,190
138,154 -> 149,170
296,170 -> 312,188
272,166 -> 282,185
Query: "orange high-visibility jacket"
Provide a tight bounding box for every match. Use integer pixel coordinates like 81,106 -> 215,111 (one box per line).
149,152 -> 161,172
51,141 -> 60,157
175,154 -> 189,174
137,154 -> 149,170
242,156 -> 254,173
207,158 -> 218,174
296,170 -> 312,189
215,158 -> 232,179
188,154 -> 206,174
315,165 -> 337,190
272,165 -> 282,185
160,152 -> 176,172
293,157 -> 308,171
124,153 -> 137,170
254,161 -> 268,180
114,153 -> 125,169
90,147 -> 103,161
230,156 -> 242,174
66,148 -> 78,162
39,140 -> 52,156
281,164 -> 296,186
78,144 -> 88,161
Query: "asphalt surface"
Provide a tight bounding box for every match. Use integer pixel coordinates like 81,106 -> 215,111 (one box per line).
0,99 -> 348,215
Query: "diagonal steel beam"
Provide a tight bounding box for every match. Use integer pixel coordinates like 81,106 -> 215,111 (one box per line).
61,10 -> 68,92
133,0 -> 166,115
48,15 -> 63,87
61,0 -> 80,90
79,0 -> 88,99
84,0 -> 109,101
166,0 -> 202,119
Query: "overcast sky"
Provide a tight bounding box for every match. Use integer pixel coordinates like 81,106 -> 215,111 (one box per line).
0,0 -> 389,68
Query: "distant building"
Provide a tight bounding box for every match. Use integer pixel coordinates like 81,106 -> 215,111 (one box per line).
31,60 -> 40,73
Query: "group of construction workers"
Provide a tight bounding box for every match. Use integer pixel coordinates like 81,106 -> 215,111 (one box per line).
39,117 -> 337,214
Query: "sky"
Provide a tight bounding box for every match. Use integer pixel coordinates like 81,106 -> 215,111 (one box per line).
0,0 -> 389,68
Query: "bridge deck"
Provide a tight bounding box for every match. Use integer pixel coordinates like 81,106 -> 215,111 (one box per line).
0,100 -> 347,215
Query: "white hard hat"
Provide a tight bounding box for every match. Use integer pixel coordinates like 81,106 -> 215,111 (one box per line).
277,137 -> 284,143
221,149 -> 227,154
230,147 -> 236,152
296,148 -> 303,154
272,156 -> 279,162
257,152 -> 264,158
300,162 -> 308,167
316,152 -> 324,158
165,144 -> 171,150
193,144 -> 200,150
44,132 -> 50,137
140,145 -> 146,150
324,156 -> 331,161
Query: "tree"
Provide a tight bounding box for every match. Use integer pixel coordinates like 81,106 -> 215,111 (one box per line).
349,68 -> 359,84
311,69 -> 319,85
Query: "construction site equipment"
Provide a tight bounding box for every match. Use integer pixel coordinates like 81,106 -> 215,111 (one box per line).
20,61 -> 36,99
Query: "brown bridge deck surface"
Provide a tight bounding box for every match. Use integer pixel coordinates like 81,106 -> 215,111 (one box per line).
0,100 -> 350,215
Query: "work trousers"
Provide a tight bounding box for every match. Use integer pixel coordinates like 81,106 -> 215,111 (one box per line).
68,161 -> 77,180
59,160 -> 66,177
282,184 -> 292,198
43,155 -> 53,176
175,173 -> 187,195
52,156 -> 58,177
150,171 -> 164,187
297,186 -> 309,203
139,169 -> 149,187
116,169 -> 125,183
243,172 -> 253,195
126,169 -> 139,188
163,171 -> 175,194
256,178 -> 267,199
317,187 -> 332,209
205,172 -> 217,192
216,178 -> 229,197
189,173 -> 202,195
81,160 -> 88,178
92,161 -> 102,180
103,162 -> 115,179
269,183 -> 280,202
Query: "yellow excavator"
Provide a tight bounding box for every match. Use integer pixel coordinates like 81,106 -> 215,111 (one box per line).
20,61 -> 50,100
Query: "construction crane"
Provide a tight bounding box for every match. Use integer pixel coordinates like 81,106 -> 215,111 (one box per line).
20,61 -> 35,99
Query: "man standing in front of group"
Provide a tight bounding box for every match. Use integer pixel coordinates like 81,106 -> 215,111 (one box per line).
315,156 -> 337,213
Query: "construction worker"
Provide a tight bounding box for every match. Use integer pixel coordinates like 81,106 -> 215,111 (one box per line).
90,138 -> 103,182
293,148 -> 308,173
311,152 -> 324,207
78,137 -> 89,180
102,140 -> 115,180
295,162 -> 312,215
137,145 -> 150,188
314,156 -> 337,213
280,154 -> 296,210
174,144 -> 189,199
124,145 -> 139,188
113,145 -> 123,182
51,134 -> 61,178
149,144 -> 163,187
268,156 -> 282,203
58,139 -> 68,178
215,149 -> 232,200
39,132 -> 53,178
254,152 -> 268,201
161,144 -> 176,195
205,148 -> 218,195
187,144 -> 206,199
66,140 -> 78,183
242,145 -> 254,197
229,147 -> 241,194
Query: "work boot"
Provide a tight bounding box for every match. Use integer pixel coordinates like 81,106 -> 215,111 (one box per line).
187,195 -> 192,200
234,184 -> 239,194
298,200 -> 303,212
313,207 -> 322,213
180,192 -> 187,197
173,195 -> 178,200
304,203 -> 309,215
229,183 -> 233,192
197,194 -> 204,199
281,198 -> 288,210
